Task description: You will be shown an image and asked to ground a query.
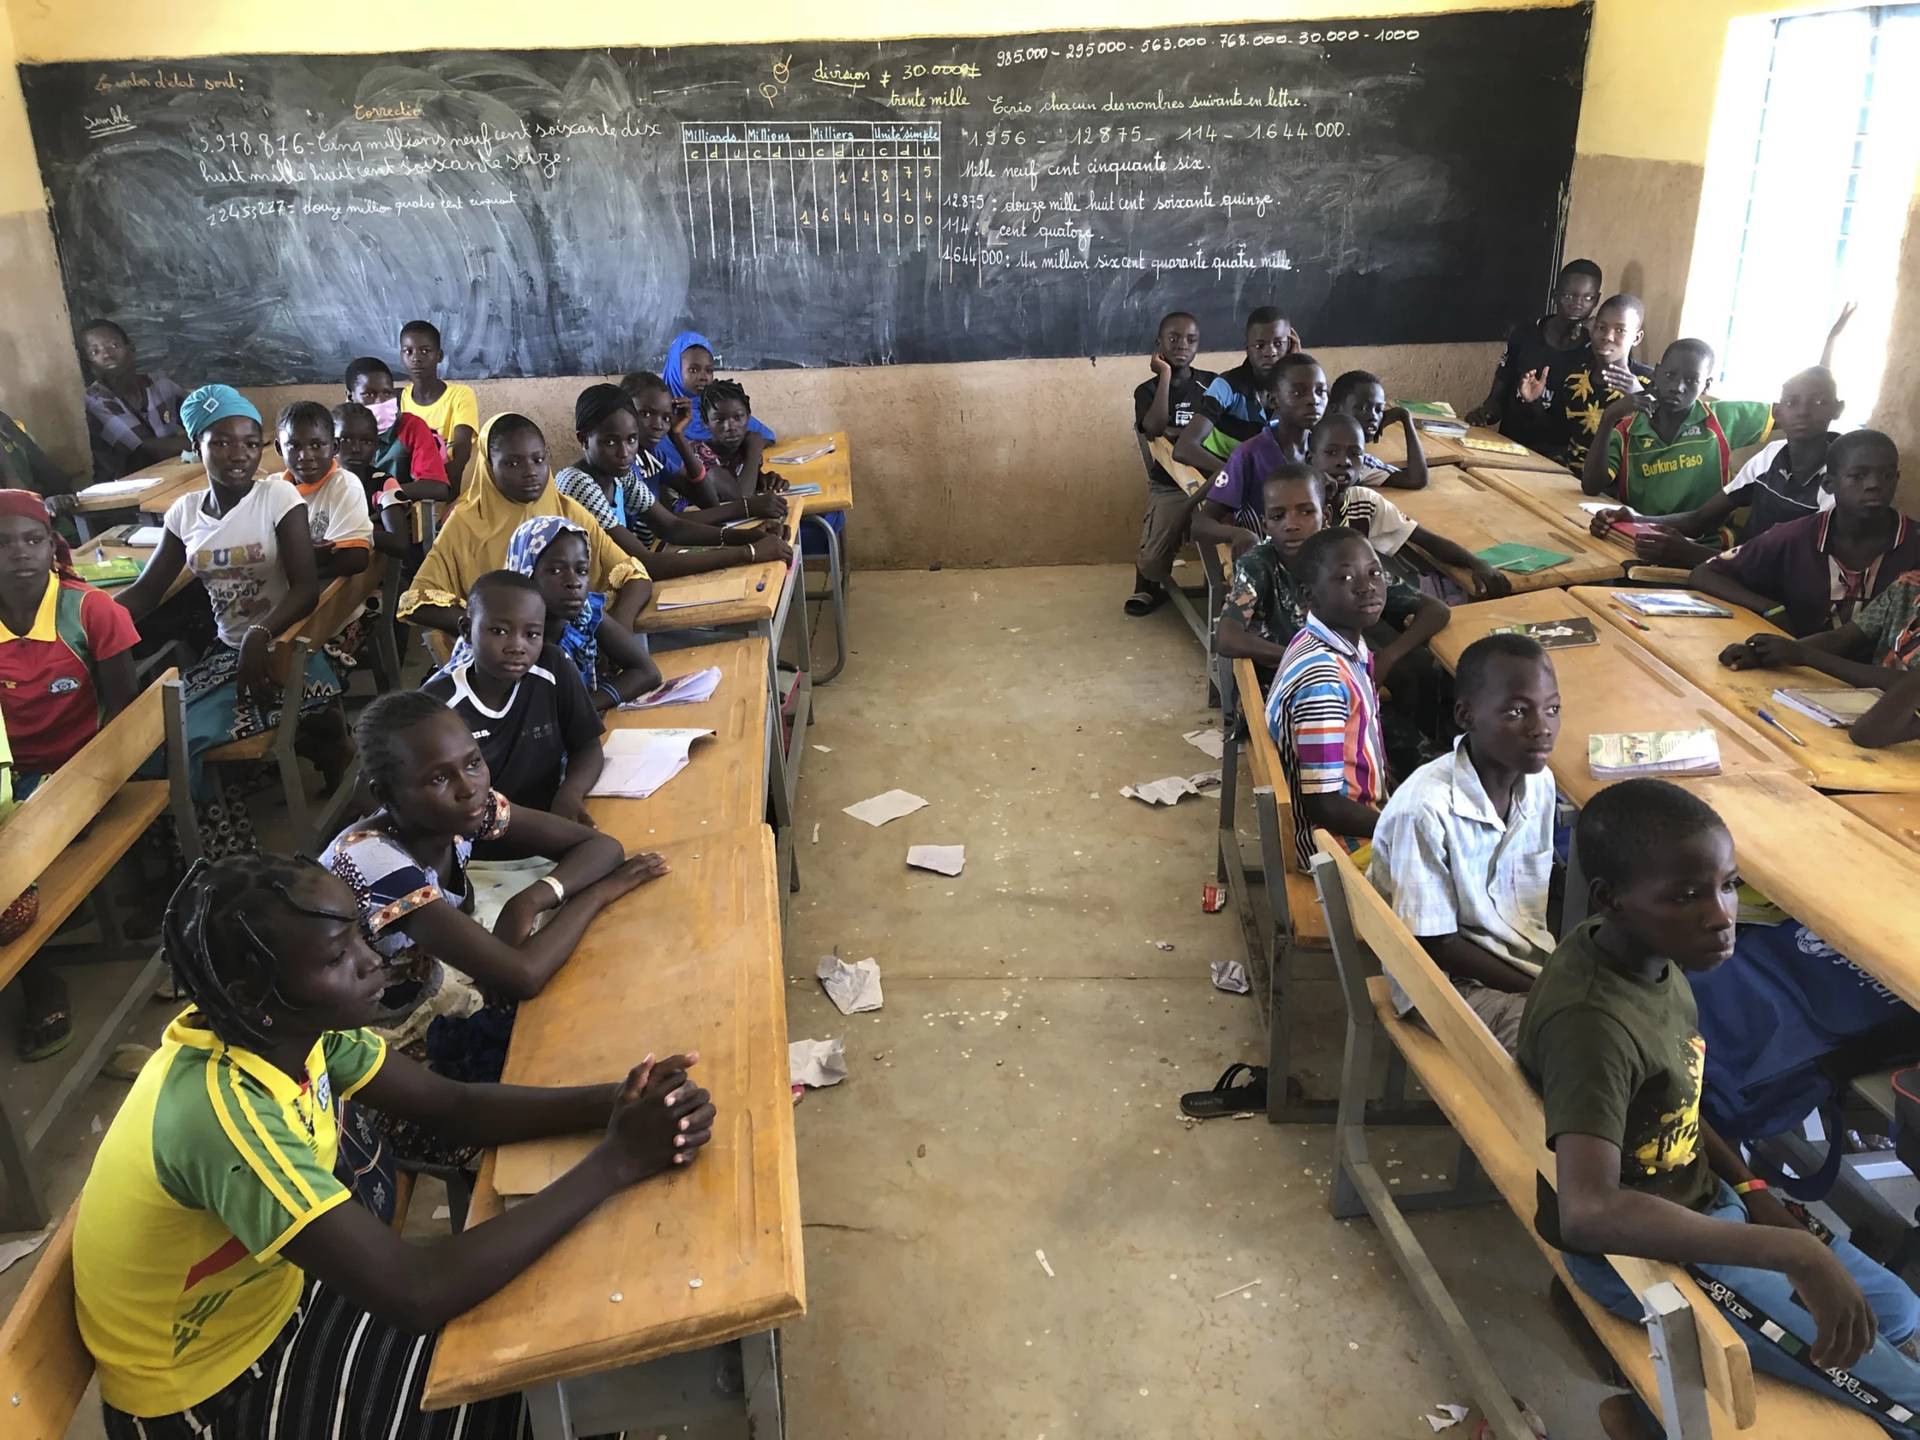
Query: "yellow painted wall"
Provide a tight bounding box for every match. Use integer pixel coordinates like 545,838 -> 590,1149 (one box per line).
7,0 -> 1900,561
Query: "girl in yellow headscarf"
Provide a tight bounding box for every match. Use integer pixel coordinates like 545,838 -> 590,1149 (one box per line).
398,412 -> 651,638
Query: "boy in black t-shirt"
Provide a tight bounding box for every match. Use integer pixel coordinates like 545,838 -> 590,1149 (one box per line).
423,572 -> 605,822
1519,780 -> 1920,1437
1466,259 -> 1602,450
1127,311 -> 1216,617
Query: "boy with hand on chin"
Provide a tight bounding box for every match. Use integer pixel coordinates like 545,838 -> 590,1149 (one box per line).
1369,634 -> 1560,1052
1694,429 -> 1920,638
1581,338 -> 1773,566
400,320 -> 480,491
1173,306 -> 1298,475
1127,310 -> 1215,617
1310,413 -> 1511,600
423,571 -> 605,825
1328,370 -> 1427,490
1551,292 -> 1652,474
1193,352 -> 1325,556
1520,780 -> 1920,1437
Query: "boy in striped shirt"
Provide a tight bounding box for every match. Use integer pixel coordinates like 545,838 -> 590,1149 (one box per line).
1267,527 -> 1392,868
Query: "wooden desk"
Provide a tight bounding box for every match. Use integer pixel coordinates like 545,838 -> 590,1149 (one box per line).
1367,423 -> 1455,470
1689,772 -> 1920,1010
70,459 -> 203,538
1147,434 -> 1211,498
767,431 -> 851,515
1470,465 -> 1638,567
635,507 -> 800,633
1429,590 -> 1810,805
424,825 -> 802,1409
1568,586 -> 1920,794
1391,467 -> 1626,594
590,638 -> 769,851
1834,792 -> 1920,857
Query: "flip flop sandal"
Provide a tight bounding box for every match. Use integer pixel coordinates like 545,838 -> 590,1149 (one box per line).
1124,588 -> 1166,617
1181,1062 -> 1268,1118
21,1005 -> 73,1063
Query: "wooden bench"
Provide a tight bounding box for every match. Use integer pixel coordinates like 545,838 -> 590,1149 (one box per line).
0,674 -> 198,1228
203,555 -> 399,849
1307,832 -> 1882,1438
1215,656 -> 1333,1122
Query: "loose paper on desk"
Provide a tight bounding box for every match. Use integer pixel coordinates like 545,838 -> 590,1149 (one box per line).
790,1037 -> 847,1088
126,525 -> 166,547
77,475 -> 157,500
844,788 -> 928,827
654,571 -> 752,610
1184,727 -> 1226,760
906,844 -> 966,876
620,667 -> 722,710
1121,770 -> 1222,806
817,954 -> 884,1014
588,728 -> 714,798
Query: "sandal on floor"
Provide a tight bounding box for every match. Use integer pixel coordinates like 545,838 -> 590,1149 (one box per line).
20,969 -> 73,1063
1124,587 -> 1166,617
1180,1062 -> 1267,1117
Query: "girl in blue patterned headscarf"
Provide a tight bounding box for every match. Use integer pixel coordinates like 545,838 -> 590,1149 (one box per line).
441,515 -> 660,705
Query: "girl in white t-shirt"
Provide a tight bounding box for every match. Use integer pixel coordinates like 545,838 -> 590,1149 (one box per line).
116,385 -> 342,854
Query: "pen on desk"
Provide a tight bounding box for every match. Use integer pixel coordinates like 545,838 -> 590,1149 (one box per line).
755,575 -> 767,592
1610,604 -> 1652,632
1755,708 -> 1807,747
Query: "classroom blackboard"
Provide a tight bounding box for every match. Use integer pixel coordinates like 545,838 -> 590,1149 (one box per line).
19,7 -> 1591,382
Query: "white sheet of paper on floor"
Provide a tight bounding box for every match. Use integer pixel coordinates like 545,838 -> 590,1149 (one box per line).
789,1036 -> 847,1088
1121,770 -> 1222,806
817,954 -> 884,1014
1183,727 -> 1226,760
1211,960 -> 1251,995
1424,1403 -> 1469,1432
588,728 -> 714,798
843,788 -> 928,827
906,844 -> 965,876
0,1225 -> 51,1276
620,667 -> 721,710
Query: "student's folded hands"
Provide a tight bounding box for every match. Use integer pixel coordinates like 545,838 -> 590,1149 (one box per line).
747,493 -> 789,521
602,1051 -> 716,1184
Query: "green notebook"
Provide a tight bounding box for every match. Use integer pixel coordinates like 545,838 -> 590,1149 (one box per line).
74,556 -> 144,587
1476,543 -> 1571,575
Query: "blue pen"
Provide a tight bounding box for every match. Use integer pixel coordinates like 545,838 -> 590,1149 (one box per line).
1755,708 -> 1807,748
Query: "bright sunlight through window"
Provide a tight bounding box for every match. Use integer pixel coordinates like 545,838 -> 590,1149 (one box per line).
1684,4 -> 1920,419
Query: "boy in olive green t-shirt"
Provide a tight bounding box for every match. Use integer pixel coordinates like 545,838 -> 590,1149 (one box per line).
1580,337 -> 1772,514
1519,780 -> 1920,1437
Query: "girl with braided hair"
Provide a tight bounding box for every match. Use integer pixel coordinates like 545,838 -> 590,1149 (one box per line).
695,378 -> 788,504
72,851 -> 714,1439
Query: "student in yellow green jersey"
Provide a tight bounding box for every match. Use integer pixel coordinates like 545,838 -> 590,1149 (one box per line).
74,854 -> 714,1440
398,320 -> 480,492
1580,338 -> 1773,517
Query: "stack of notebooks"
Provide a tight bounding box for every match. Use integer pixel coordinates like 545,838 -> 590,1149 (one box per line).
1769,686 -> 1882,729
1588,728 -> 1722,780
1401,400 -> 1467,439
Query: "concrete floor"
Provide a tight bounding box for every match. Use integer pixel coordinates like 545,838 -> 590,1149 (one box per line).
778,564 -> 1613,1439
3,562 -> 1617,1439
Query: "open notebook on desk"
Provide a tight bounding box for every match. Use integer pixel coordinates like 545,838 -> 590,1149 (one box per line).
588,728 -> 714,798
654,570 -> 753,610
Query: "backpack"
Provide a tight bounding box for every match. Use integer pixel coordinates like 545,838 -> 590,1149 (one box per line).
1688,919 -> 1920,1199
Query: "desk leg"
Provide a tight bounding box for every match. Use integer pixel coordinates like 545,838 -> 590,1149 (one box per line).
759,616 -> 801,901
800,513 -> 849,684
73,509 -> 96,542
521,1330 -> 786,1440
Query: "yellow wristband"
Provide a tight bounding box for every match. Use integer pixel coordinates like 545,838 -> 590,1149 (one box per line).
1733,1179 -> 1768,1196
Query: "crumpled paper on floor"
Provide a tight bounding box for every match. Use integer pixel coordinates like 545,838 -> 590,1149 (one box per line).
906,844 -> 965,876
1121,770 -> 1223,806
1211,960 -> 1251,995
1424,1402 -> 1470,1432
843,789 -> 929,826
790,1037 -> 848,1087
1184,727 -> 1226,760
817,955 -> 884,1014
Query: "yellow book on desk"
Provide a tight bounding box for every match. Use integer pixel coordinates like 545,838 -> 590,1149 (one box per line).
1461,433 -> 1533,456
654,570 -> 754,611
